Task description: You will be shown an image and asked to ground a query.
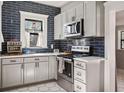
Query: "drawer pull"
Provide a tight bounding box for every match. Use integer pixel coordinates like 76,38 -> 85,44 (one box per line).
10,60 -> 16,62
76,63 -> 85,68
76,63 -> 82,66
77,72 -> 81,76
77,85 -> 81,90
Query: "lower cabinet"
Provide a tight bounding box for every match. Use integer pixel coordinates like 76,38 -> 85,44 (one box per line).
2,63 -> 23,88
48,56 -> 57,80
35,62 -> 48,82
74,58 -> 104,92
24,63 -> 35,84
1,56 -> 57,88
24,57 -> 49,84
24,62 -> 48,84
0,59 -> 1,88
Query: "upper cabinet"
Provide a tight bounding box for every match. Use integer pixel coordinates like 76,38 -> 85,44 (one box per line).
54,14 -> 63,40
0,2 -> 4,51
84,1 -> 96,37
54,1 -> 104,40
84,1 -> 104,37
66,3 -> 84,22
75,3 -> 84,21
67,8 -> 76,22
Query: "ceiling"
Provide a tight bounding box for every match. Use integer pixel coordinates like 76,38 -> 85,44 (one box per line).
33,1 -> 70,7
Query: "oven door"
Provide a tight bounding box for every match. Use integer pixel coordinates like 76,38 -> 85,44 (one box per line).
57,58 -> 74,83
57,58 -> 74,92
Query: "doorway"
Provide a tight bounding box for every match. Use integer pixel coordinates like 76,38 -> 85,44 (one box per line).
116,10 -> 124,92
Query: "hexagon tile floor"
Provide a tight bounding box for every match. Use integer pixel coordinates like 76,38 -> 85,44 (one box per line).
5,82 -> 66,92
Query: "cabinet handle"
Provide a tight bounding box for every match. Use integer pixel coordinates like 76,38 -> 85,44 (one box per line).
77,85 -> 81,90
35,58 -> 39,60
59,35 -> 61,38
77,72 -> 81,76
35,62 -> 37,67
38,62 -> 39,67
10,60 -> 16,62
21,64 -> 24,69
76,63 -> 82,67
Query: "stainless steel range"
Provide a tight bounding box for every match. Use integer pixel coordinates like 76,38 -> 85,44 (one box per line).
57,46 -> 91,92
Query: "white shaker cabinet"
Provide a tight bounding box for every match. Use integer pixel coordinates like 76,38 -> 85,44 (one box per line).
0,1 -> 3,51
54,13 -> 65,40
24,57 -> 49,84
48,56 -> 57,80
84,1 -> 104,37
74,57 -> 104,92
2,58 -> 23,88
75,3 -> 84,20
84,1 -> 96,37
35,62 -> 48,82
54,14 -> 62,40
24,63 -> 35,84
0,59 -> 1,88
67,8 -> 76,22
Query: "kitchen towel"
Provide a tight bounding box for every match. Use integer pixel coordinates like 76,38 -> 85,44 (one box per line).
58,57 -> 65,73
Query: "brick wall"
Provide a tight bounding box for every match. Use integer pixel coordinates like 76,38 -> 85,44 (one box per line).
2,1 -> 60,53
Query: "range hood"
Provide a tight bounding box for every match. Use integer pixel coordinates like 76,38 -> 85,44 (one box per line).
0,31 -> 4,51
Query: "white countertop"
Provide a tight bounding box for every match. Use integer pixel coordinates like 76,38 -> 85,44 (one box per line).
0,52 -> 68,59
74,56 -> 104,62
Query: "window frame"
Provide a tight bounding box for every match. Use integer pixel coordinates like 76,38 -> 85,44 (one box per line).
20,11 -> 48,48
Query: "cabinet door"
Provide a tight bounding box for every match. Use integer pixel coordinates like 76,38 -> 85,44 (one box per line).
24,63 -> 35,84
84,1 -> 96,36
67,8 -> 76,22
48,56 -> 57,80
75,3 -> 84,20
0,59 -> 1,88
61,12 -> 67,39
35,62 -> 48,82
2,64 -> 23,87
54,14 -> 62,40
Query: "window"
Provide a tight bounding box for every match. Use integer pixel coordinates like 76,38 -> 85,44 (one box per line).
20,11 -> 48,48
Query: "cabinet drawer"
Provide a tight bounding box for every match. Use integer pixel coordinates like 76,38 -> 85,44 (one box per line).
2,58 -> 23,64
74,60 -> 86,69
74,67 -> 86,83
74,80 -> 86,92
24,57 -> 48,63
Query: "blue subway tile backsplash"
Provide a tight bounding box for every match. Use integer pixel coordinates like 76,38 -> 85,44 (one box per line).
2,1 -> 60,53
54,37 -> 104,57
2,1 -> 104,57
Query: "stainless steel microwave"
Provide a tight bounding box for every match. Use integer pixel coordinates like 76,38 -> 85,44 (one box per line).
64,19 -> 84,37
